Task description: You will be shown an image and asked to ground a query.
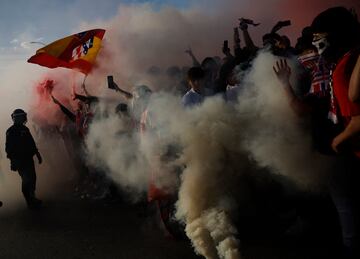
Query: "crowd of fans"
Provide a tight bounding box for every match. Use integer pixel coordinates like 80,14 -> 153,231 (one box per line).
12,5 -> 360,259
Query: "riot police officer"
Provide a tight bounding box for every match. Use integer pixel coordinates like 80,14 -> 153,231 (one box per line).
5,109 -> 43,209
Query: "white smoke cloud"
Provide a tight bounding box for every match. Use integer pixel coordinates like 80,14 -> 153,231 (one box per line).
85,110 -> 149,199
0,59 -> 80,210
237,51 -> 333,187
0,0 -> 356,256
80,2 -> 348,258
85,49 -> 337,259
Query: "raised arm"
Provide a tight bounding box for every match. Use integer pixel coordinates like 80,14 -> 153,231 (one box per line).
185,47 -> 201,67
233,27 -> 242,58
222,40 -> 233,60
273,59 -> 311,116
108,80 -> 133,100
239,18 -> 258,52
271,20 -> 291,34
73,93 -> 100,103
51,95 -> 76,123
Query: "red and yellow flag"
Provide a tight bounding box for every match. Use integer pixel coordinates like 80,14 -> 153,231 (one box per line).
28,29 -> 106,74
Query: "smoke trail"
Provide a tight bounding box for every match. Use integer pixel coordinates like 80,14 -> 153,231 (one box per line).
145,94 -> 251,259
204,208 -> 241,259
85,93 -> 246,257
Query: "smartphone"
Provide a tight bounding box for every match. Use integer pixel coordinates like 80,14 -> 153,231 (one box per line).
107,75 -> 115,89
234,28 -> 240,43
281,20 -> 291,27
224,40 -> 229,49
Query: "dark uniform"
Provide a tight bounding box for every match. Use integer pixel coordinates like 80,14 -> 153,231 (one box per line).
5,124 -> 40,207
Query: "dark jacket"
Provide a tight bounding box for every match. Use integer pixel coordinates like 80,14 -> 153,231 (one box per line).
5,124 -> 38,161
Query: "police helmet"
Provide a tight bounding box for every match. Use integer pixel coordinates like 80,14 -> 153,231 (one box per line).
11,109 -> 27,123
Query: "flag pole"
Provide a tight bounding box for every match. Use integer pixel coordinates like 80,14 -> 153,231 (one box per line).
81,74 -> 89,96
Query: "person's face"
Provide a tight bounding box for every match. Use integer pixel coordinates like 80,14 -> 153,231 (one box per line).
189,78 -> 205,92
312,32 -> 330,55
227,72 -> 238,86
277,39 -> 288,50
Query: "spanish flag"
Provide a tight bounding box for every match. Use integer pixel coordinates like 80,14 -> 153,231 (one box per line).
28,29 -> 105,74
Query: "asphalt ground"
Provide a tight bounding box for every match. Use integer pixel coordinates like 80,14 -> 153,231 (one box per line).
0,198 -> 200,259
0,193 -> 344,259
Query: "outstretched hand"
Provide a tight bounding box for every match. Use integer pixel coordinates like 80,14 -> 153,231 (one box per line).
239,18 -> 248,31
271,21 -> 291,33
185,47 -> 193,56
273,59 -> 291,85
222,43 -> 231,56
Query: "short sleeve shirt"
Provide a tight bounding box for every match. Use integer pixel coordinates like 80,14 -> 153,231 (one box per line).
181,88 -> 204,108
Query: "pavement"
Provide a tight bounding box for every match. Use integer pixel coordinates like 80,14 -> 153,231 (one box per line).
0,198 -> 199,259
0,193 -> 344,259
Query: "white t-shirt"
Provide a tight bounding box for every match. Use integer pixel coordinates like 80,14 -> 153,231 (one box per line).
181,88 -> 204,107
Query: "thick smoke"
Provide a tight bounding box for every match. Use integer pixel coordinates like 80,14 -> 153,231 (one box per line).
237,51 -> 333,187
85,110 -> 149,198
1,0 -> 358,257
85,52 -> 333,258
0,61 -> 42,208
81,2 -> 352,258
0,64 -> 79,210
